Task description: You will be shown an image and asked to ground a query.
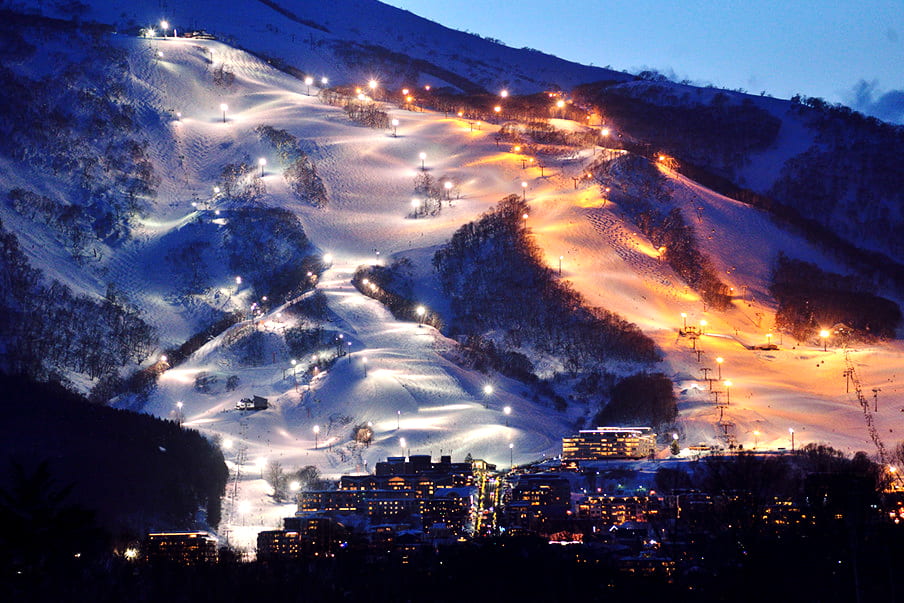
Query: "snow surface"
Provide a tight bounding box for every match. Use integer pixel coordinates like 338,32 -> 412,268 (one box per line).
6,32 -> 904,552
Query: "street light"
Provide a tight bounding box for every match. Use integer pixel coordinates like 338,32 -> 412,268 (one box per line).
483,384 -> 493,408
391,118 -> 399,136
304,76 -> 313,95
753,430 -> 760,449
444,180 -> 453,199
521,181 -> 527,200
819,329 -> 830,352
362,356 -> 368,377
766,333 -> 773,347
321,76 -> 328,86
258,157 -> 267,177
419,152 -> 426,171
788,427 -> 795,451
723,380 -> 732,404
416,305 -> 426,325
680,312 -> 687,330
715,357 -> 724,380
559,255 -> 564,275
503,405 -> 512,426
313,425 -> 320,449
160,20 -> 169,37
509,442 -> 514,470
500,89 -> 509,98
220,103 -> 228,123
699,319 -> 708,334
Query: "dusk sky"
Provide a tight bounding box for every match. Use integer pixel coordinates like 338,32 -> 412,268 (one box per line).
387,0 -> 904,123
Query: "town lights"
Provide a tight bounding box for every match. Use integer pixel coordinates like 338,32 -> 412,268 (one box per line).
220,103 -> 228,123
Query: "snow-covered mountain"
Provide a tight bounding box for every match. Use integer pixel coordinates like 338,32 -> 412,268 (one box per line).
26,0 -> 632,93
3,3 -> 904,550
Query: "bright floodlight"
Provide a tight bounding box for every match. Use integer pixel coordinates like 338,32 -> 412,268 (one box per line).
176,401 -> 183,409
601,127 -> 610,136
321,76 -> 328,85
483,384 -> 494,396
419,152 -> 426,160
313,425 -> 320,434
444,181 -> 453,190
369,79 -> 378,89
159,354 -> 168,363
222,439 -> 233,449
819,329 -> 830,338
392,118 -> 399,127
304,76 -> 313,85
258,157 -> 267,167
289,480 -> 301,492
503,406 -> 511,416
220,103 -> 228,111
500,89 -> 509,98
521,181 -> 527,188
411,198 -> 421,208
235,276 -> 242,285
416,306 -> 425,316
160,20 -> 169,29
238,500 -> 251,514
556,100 -> 565,108
323,253 -> 333,263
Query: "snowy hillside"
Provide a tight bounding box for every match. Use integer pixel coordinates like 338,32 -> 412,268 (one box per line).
3,8 -> 904,553
28,0 -> 631,94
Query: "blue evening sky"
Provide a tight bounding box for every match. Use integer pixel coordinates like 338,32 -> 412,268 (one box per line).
386,1 -> 904,123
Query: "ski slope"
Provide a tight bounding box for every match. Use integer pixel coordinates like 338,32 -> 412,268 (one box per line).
12,34 -> 904,550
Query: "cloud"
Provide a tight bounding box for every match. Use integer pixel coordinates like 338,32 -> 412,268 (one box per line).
846,80 -> 904,125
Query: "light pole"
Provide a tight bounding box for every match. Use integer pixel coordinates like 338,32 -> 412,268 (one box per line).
483,384 -> 493,409
820,329 -> 830,352
176,401 -> 183,425
313,425 -> 320,449
724,380 -> 732,404
362,356 -> 368,377
391,118 -> 399,136
416,305 -> 426,326
160,20 -> 169,37
397,410 -> 401,430
558,255 -> 563,275
220,103 -> 228,123
873,388 -> 882,412
258,157 -> 267,177
304,76 -> 313,95
503,405 -> 511,427
753,430 -> 760,449
699,319 -> 708,335
716,357 -> 724,380
521,181 -> 527,200
789,427 -> 795,451
681,312 -> 687,330
509,442 -> 514,471
766,333 -> 773,347
321,77 -> 328,86
419,152 -> 426,171
444,180 -> 453,200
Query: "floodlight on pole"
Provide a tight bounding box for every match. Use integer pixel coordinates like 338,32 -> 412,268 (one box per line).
220,103 -> 228,123
258,157 -> 267,177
